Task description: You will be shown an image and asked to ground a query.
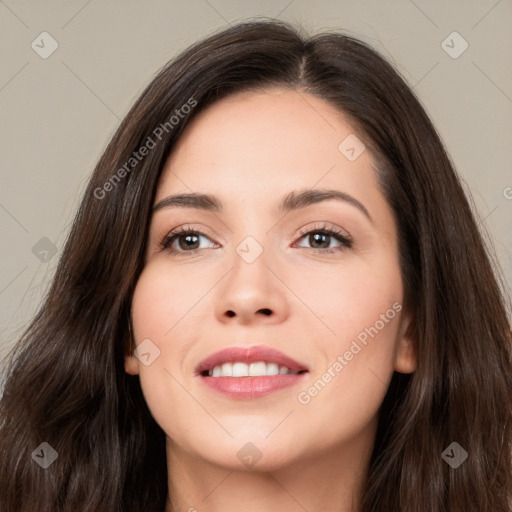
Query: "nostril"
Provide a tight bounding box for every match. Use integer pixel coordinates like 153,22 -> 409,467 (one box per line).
258,308 -> 272,316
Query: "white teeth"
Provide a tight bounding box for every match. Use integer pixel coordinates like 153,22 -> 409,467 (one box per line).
232,362 -> 248,377
207,361 -> 297,377
249,361 -> 267,376
221,362 -> 232,376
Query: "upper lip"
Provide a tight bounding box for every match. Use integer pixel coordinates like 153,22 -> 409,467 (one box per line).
195,345 -> 309,375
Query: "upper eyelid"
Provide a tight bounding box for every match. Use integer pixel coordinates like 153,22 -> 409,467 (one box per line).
297,222 -> 351,238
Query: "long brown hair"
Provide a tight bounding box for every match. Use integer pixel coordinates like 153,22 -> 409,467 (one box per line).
1,19 -> 511,512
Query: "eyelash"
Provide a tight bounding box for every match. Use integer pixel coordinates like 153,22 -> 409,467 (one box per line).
159,223 -> 353,257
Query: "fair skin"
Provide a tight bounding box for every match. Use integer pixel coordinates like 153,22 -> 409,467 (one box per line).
125,87 -> 416,512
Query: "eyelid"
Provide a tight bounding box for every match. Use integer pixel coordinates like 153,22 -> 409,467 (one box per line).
295,222 -> 351,242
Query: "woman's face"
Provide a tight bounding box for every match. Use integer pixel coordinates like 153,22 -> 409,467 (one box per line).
127,88 -> 415,471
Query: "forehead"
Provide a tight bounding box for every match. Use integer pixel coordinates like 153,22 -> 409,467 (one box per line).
156,88 -> 379,212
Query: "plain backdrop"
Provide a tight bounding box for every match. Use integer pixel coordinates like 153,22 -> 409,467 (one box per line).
1,0 -> 511,364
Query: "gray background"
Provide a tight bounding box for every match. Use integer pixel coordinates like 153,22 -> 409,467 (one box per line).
1,0 -> 511,363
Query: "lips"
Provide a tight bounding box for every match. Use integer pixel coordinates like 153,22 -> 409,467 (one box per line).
195,345 -> 309,376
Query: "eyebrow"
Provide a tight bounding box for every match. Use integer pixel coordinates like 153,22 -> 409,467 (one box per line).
152,188 -> 373,223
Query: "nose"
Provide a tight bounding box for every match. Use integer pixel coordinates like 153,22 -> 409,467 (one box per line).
215,246 -> 290,326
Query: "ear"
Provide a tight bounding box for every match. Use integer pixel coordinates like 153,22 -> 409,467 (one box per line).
394,308 -> 417,374
125,353 -> 140,375
124,322 -> 140,376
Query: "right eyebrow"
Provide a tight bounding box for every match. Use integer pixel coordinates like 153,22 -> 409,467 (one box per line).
152,193 -> 222,213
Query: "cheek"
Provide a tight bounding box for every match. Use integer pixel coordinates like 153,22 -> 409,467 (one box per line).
131,261 -> 207,342
130,262 -> 203,434
292,251 -> 403,347
292,254 -> 403,412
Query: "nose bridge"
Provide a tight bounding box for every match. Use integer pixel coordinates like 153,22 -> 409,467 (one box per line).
229,232 -> 273,299
229,206 -> 274,271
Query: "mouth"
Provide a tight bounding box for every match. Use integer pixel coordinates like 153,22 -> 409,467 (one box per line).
195,345 -> 309,376
201,363 -> 308,377
195,345 -> 309,399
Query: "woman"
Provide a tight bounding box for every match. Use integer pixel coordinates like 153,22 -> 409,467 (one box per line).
1,19 -> 511,512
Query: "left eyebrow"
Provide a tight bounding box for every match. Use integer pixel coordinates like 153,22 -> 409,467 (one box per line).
279,188 -> 373,223
152,188 -> 373,224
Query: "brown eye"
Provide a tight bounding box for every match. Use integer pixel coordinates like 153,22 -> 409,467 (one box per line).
160,228 -> 218,256
176,233 -> 200,251
308,232 -> 331,249
294,225 -> 353,253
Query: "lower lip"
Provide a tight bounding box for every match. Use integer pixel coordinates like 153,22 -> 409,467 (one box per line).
200,373 -> 308,400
